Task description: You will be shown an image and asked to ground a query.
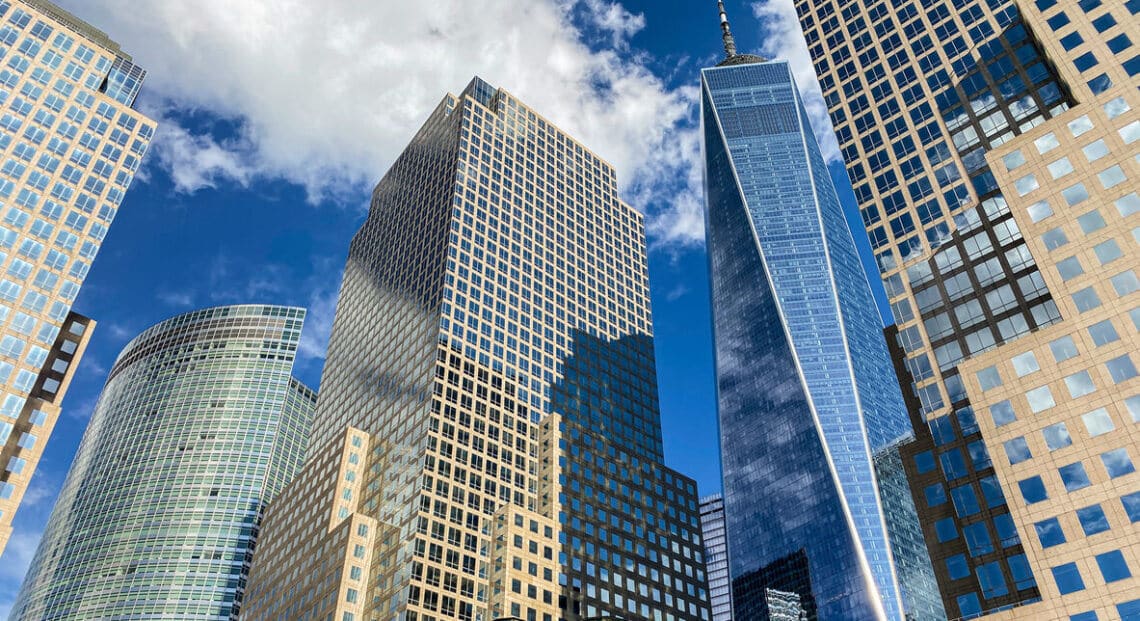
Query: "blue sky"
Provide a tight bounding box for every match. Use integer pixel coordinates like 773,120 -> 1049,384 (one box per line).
0,0 -> 891,607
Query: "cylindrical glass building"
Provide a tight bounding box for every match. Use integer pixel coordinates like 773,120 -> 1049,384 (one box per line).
10,304 -> 315,620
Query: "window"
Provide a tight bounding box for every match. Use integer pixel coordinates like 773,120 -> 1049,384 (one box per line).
1019,476 -> 1048,504
1077,210 -> 1106,234
1026,385 -> 1055,413
1081,408 -> 1114,437
1072,287 -> 1101,312
964,522 -> 993,556
1035,518 -> 1066,547
976,366 -> 1001,391
1044,422 -> 1073,451
1004,437 -> 1032,464
935,517 -> 958,542
926,483 -> 948,507
1101,449 -> 1135,478
1052,563 -> 1085,595
1088,320 -> 1119,346
1096,550 -> 1131,583
1111,270 -> 1139,296
977,561 -> 1008,598
1064,371 -> 1095,398
1107,355 -> 1138,384
1063,183 -> 1090,206
990,400 -> 1016,426
947,554 -> 969,579
1077,504 -> 1110,535
951,485 -> 981,517
1050,336 -> 1078,362
1011,351 -> 1039,377
1059,462 -> 1092,492
1027,200 -> 1053,222
1082,139 -> 1108,161
1056,256 -> 1084,281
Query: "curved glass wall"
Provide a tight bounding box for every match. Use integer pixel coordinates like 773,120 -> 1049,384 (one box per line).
10,304 -> 314,620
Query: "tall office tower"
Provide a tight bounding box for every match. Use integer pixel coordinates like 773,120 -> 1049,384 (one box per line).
699,494 -> 731,621
10,305 -> 315,620
0,0 -> 155,554
243,76 -> 710,621
794,0 -> 1139,611
702,8 -> 938,618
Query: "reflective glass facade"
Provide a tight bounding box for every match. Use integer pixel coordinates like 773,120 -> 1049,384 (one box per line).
703,59 -> 923,620
700,494 -> 732,621
10,305 -> 315,620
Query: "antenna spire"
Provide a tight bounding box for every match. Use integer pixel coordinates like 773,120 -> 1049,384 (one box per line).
718,0 -> 738,58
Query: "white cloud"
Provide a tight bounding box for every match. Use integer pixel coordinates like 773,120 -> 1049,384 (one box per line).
156,289 -> 195,308
751,0 -> 841,162
62,0 -> 705,245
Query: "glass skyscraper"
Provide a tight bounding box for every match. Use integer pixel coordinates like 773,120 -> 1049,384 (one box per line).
242,77 -> 710,621
702,23 -> 936,617
0,0 -> 154,555
700,494 -> 732,621
10,304 -> 315,620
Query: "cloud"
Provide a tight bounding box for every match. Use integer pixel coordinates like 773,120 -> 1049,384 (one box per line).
62,0 -> 705,247
156,290 -> 194,308
751,0 -> 841,162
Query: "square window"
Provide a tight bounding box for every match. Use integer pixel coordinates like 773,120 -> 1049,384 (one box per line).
1073,52 -> 1098,72
1125,394 -> 1140,423
1034,517 -> 1066,547
1122,491 -> 1140,522
1009,554 -> 1036,591
1107,355 -> 1138,384
956,593 -> 981,618
1026,385 -> 1055,413
1050,335 -> 1078,362
1094,239 -> 1122,265
1117,600 -> 1140,619
1044,422 -> 1073,451
946,554 -> 970,580
1077,210 -> 1106,233
1070,612 -> 1098,621
1015,174 -> 1039,196
1064,370 -> 1095,399
1011,351 -> 1039,377
1088,319 -> 1119,346
1111,270 -> 1139,296
1052,563 -> 1085,595
1056,256 -> 1084,281
1063,183 -> 1089,206
1019,476 -> 1048,504
1102,448 -> 1136,478
1098,165 -> 1126,189
977,561 -> 1009,598
1004,437 -> 1032,464
1077,504 -> 1111,535
977,366 -> 1002,391
1105,96 -> 1131,119
1082,139 -> 1109,161
980,475 -> 1005,508
1048,157 -> 1074,179
1069,115 -> 1094,136
951,485 -> 981,517
1071,287 -> 1101,312
1107,34 -> 1132,53
1096,550 -> 1131,583
1035,132 -> 1060,153
1082,408 -> 1115,437
935,517 -> 958,542
1091,13 -> 1117,32
990,400 -> 1016,426
1116,193 -> 1140,217
914,450 -> 936,474
1003,150 -> 1026,171
1059,462 -> 1092,492
1027,200 -> 1053,222
963,522 -> 993,556
926,483 -> 948,507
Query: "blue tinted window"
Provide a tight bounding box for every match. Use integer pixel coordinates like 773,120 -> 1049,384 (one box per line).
1019,476 -> 1048,504
1034,517 -> 1066,547
1052,562 -> 1085,594
1046,12 -> 1070,29
1092,14 -> 1116,32
931,415 -> 956,445
1078,0 -> 1101,9
1125,55 -> 1140,77
1060,462 -> 1092,492
1123,492 -> 1140,522
994,513 -> 1020,548
956,593 -> 982,618
1103,449 -> 1137,478
1074,52 -> 1098,72
926,483 -> 948,507
1035,0 -> 1056,8
1117,599 -> 1140,619
1088,73 -> 1113,94
1077,504 -> 1110,535
957,406 -> 979,435
1096,550 -> 1131,583
1060,32 -> 1084,51
977,561 -> 1008,598
966,440 -> 991,470
914,450 -> 936,473
941,449 -> 969,480
1004,437 -> 1032,464
979,475 -> 1006,508
1108,34 -> 1132,54
947,554 -> 970,579
1009,554 -> 1036,591
964,522 -> 994,556
952,485 -> 981,517
936,517 -> 958,542
1070,612 -> 1098,621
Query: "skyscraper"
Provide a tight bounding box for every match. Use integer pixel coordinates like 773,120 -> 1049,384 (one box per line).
10,304 -> 315,620
0,0 -> 155,555
243,76 -> 710,621
699,494 -> 731,621
795,0 -> 1138,613
701,7 -> 937,619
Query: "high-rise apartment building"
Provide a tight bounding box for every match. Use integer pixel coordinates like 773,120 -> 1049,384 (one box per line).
0,0 -> 154,554
701,10 -> 939,618
10,305 -> 314,620
699,494 -> 731,621
794,0 -> 1139,613
243,76 -> 710,621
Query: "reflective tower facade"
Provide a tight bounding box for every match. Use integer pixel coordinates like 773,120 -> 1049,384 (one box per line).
11,305 -> 315,620
0,0 -> 155,554
243,77 -> 710,621
703,56 -> 930,620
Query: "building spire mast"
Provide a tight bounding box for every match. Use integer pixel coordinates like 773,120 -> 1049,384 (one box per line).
718,0 -> 738,59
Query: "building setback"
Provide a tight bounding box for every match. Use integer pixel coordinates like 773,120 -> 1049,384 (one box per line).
794,0 -> 1139,614
0,0 -> 155,555
243,77 -> 711,621
10,304 -> 315,620
701,10 -> 940,618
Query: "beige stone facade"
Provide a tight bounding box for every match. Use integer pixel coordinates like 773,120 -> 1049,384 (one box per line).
0,0 -> 154,555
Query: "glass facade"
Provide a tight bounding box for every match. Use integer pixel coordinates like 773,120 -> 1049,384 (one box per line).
0,0 -> 155,554
244,77 -> 709,621
700,494 -> 732,621
10,304 -> 315,620
703,58 -> 927,620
